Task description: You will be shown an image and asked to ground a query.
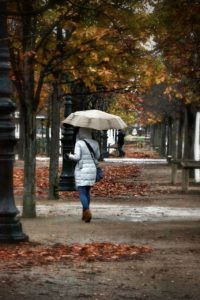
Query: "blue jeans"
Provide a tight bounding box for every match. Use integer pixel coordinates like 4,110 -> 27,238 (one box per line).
78,186 -> 91,210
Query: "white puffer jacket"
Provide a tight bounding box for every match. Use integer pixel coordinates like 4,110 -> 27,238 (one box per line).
69,128 -> 100,187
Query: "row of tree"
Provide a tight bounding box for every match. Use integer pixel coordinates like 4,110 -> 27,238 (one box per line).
144,0 -> 200,167
4,0 -> 200,217
7,0 -> 152,217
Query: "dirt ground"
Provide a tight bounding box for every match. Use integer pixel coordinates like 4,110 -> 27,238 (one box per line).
0,154 -> 200,300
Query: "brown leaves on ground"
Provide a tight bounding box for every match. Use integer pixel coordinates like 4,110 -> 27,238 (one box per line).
91,164 -> 149,197
13,167 -> 50,198
125,151 -> 155,158
13,164 -> 149,200
0,242 -> 152,269
124,144 -> 160,159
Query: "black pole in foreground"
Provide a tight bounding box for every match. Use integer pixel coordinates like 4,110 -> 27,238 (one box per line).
0,2 -> 28,242
59,95 -> 76,191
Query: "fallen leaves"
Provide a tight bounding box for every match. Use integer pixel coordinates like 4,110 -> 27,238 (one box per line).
0,242 -> 152,269
13,164 -> 149,199
92,164 -> 149,197
123,144 -> 160,159
125,152 -> 154,158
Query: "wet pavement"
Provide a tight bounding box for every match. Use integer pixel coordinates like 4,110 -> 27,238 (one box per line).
17,203 -> 200,222
17,156 -> 200,224
2,157 -> 200,300
104,158 -> 167,164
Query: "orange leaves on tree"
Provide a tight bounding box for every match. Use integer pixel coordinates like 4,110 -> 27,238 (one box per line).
108,93 -> 144,126
152,0 -> 200,103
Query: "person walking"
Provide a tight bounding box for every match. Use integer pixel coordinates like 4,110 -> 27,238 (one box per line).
117,129 -> 125,157
67,127 -> 100,222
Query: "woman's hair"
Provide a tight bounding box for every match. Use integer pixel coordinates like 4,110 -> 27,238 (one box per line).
77,127 -> 92,140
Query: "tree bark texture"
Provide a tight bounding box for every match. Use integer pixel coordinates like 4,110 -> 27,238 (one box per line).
22,61 -> 37,217
48,85 -> 60,200
183,104 -> 196,160
21,11 -> 37,217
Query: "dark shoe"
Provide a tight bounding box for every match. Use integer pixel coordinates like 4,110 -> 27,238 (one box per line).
83,209 -> 92,223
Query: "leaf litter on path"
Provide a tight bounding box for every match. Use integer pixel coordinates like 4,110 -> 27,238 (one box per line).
14,164 -> 149,199
0,242 -> 152,270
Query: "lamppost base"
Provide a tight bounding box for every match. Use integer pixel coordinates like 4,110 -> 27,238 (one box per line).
59,176 -> 76,191
0,2 -> 28,244
101,151 -> 109,158
0,221 -> 29,242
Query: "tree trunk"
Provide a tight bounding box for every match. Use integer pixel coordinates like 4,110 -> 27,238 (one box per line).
160,122 -> 166,157
171,117 -> 178,159
48,85 -> 60,200
183,104 -> 196,160
46,97 -> 51,157
153,123 -> 161,153
18,106 -> 25,160
182,104 -> 197,179
177,113 -> 184,159
22,16 -> 37,217
166,117 -> 172,157
22,105 -> 37,217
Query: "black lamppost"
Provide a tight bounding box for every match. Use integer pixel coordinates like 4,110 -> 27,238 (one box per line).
0,2 -> 28,241
101,130 -> 109,159
59,95 -> 76,191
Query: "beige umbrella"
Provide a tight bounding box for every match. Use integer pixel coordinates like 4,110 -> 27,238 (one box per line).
62,109 -> 127,130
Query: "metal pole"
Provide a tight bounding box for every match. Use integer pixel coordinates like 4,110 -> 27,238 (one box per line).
0,2 -> 28,241
101,130 -> 109,159
59,95 -> 76,191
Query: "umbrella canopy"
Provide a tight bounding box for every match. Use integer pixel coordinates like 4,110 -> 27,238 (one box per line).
62,109 -> 127,130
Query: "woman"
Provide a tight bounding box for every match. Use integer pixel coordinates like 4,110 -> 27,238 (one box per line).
68,127 -> 100,222
117,129 -> 125,157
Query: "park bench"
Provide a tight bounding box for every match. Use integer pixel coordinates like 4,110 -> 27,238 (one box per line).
170,158 -> 200,192
170,158 -> 182,184
180,160 -> 200,193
